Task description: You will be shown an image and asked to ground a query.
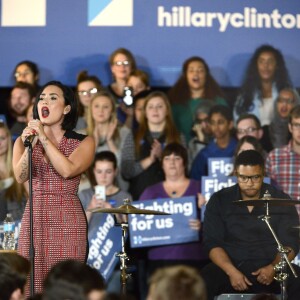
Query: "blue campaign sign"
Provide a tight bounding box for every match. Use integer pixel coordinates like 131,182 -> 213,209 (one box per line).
208,157 -> 233,177
87,213 -> 122,281
128,196 -> 199,248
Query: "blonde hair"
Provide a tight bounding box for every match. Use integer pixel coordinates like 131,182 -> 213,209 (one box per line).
86,91 -> 119,143
0,123 -> 26,201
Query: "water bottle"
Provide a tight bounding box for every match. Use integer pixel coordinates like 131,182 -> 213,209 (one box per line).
2,213 -> 15,250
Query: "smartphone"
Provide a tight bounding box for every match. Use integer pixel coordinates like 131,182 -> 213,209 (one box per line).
95,185 -> 106,201
123,86 -> 134,107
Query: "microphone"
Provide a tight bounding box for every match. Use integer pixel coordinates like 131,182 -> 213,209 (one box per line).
24,135 -> 36,147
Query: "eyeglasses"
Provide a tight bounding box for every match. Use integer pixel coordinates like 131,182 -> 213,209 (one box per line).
278,97 -> 295,105
237,174 -> 262,183
291,123 -> 300,130
14,71 -> 32,78
237,127 -> 258,135
77,88 -> 98,96
195,117 -> 209,124
113,60 -> 130,67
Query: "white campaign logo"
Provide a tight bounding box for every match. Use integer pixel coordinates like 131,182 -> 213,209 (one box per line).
88,0 -> 133,26
158,6 -> 300,32
1,0 -> 46,26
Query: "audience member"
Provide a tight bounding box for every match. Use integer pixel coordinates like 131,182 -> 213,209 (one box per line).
43,259 -> 106,300
121,91 -> 182,200
79,151 -> 131,294
83,90 -> 129,191
85,91 -> 128,158
13,60 -> 40,94
201,150 -> 300,299
236,113 -> 272,152
190,105 -> 237,180
107,48 -> 137,126
234,44 -> 293,126
147,265 -> 207,300
127,69 -> 150,96
234,135 -> 265,159
132,90 -> 153,130
121,70 -> 151,130
8,82 -> 36,139
140,143 -> 207,275
79,151 -> 131,231
0,253 -> 30,300
266,105 -> 300,218
0,122 -> 27,222
269,87 -> 300,148
75,70 -> 103,131
188,100 -> 214,170
168,56 -> 227,142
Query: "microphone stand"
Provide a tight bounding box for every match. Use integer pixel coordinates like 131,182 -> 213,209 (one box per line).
24,137 -> 35,296
259,192 -> 298,300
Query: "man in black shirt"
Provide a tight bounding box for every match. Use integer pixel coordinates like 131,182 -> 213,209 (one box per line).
202,150 -> 300,299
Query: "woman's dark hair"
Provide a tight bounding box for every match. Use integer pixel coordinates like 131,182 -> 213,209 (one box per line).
88,151 -> 118,186
33,81 -> 78,130
93,151 -> 118,170
234,135 -> 264,159
76,70 -> 102,89
168,56 -> 224,105
13,60 -> 40,80
236,44 -> 292,115
161,143 -> 189,177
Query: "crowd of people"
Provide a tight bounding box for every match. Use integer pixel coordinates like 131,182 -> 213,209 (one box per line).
1,43 -> 300,300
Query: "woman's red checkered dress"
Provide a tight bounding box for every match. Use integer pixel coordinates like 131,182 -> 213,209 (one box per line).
18,132 -> 88,294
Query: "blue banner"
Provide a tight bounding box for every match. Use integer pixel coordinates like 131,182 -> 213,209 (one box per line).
87,213 -> 122,281
128,196 -> 199,248
208,157 -> 234,177
0,1 -> 299,87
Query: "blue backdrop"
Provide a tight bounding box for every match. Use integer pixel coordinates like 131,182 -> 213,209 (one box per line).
0,0 -> 299,87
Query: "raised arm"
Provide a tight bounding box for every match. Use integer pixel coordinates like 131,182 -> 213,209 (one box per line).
39,133 -> 95,178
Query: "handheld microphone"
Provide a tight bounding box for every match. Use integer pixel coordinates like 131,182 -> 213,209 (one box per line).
24,135 -> 36,147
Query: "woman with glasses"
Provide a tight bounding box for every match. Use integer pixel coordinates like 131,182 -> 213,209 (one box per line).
13,60 -> 40,94
75,70 -> 102,131
168,56 -> 227,143
269,87 -> 300,148
188,100 -> 214,170
108,48 -> 137,127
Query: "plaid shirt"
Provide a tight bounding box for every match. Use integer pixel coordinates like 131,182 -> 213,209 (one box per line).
266,141 -> 300,216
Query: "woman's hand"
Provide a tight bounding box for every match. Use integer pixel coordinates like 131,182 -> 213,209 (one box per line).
197,193 -> 207,209
151,139 -> 162,160
106,118 -> 118,141
21,119 -> 45,147
193,123 -> 205,142
189,218 -> 201,231
87,195 -> 112,210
